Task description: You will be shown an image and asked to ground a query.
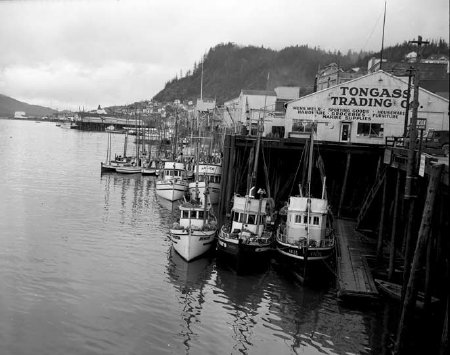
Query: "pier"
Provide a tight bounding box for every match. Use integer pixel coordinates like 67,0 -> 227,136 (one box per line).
335,218 -> 379,300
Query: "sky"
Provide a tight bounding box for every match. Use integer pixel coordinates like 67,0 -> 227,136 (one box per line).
0,0 -> 448,111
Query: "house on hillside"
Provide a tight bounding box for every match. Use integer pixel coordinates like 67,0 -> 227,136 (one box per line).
284,70 -> 449,145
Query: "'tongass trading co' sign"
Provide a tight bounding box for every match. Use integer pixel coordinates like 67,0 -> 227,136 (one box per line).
293,86 -> 408,121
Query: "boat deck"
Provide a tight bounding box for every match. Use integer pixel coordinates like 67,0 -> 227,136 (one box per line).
335,219 -> 379,300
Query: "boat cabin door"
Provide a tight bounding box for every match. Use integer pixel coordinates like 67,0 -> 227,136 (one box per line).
340,123 -> 351,142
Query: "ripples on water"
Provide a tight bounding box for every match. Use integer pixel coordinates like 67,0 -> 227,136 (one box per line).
0,120 -> 400,355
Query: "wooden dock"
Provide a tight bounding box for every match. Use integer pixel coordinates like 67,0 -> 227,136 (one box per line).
335,218 -> 379,300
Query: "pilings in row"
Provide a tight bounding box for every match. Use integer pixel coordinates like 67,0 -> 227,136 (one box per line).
369,160 -> 448,355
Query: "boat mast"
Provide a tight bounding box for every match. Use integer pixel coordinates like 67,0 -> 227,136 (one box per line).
173,110 -> 178,160
306,129 -> 314,244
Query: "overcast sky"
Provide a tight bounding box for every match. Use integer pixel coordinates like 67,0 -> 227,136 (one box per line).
0,0 -> 448,111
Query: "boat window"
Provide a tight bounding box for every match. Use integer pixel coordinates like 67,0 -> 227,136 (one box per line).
233,211 -> 240,222
198,211 -> 204,219
313,216 -> 320,225
295,215 -> 302,224
247,214 -> 256,224
199,176 -> 205,182
303,215 -> 308,224
182,211 -> 189,219
260,215 -> 266,224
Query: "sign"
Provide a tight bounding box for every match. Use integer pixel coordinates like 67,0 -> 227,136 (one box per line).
416,118 -> 427,130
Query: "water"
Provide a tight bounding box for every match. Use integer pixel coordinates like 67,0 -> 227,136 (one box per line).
0,119 -> 402,354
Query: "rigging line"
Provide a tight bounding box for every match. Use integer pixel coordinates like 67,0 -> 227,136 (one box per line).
361,11 -> 384,52
288,143 -> 306,197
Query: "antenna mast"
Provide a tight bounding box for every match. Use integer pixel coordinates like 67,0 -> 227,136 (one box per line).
380,1 -> 387,70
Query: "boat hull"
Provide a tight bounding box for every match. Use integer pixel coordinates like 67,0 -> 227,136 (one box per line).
115,166 -> 142,174
156,181 -> 187,201
276,240 -> 335,262
170,229 -> 216,261
101,162 -> 118,172
216,231 -> 273,260
141,168 -> 157,175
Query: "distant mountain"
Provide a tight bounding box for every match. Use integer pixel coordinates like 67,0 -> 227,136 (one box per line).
153,40 -> 448,105
0,93 -> 57,117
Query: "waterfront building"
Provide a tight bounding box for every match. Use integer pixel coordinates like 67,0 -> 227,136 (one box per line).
315,63 -> 365,91
284,70 -> 449,145
224,87 -> 299,137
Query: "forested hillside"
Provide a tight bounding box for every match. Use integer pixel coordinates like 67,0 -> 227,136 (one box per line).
153,40 -> 448,105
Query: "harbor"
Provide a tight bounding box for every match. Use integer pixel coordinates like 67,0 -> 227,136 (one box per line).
0,118 -> 447,355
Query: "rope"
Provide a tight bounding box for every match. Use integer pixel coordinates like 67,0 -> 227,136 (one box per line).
288,144 -> 306,197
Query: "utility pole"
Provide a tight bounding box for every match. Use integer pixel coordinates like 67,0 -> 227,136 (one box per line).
401,35 -> 429,304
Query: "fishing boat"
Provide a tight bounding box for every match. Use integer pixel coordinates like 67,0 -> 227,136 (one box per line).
217,103 -> 275,261
275,130 -> 335,280
374,279 -> 440,310
188,162 -> 222,205
217,190 -> 275,260
141,159 -> 160,175
169,191 -> 217,261
115,160 -> 142,174
100,129 -> 117,172
155,161 -> 188,201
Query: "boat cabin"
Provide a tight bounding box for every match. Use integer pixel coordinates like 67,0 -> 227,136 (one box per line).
285,197 -> 329,243
179,206 -> 210,229
230,195 -> 271,237
162,162 -> 186,180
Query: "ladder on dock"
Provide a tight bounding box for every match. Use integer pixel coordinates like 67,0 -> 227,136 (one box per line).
336,219 -> 379,300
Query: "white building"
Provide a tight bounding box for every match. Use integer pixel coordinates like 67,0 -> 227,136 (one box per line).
284,70 -> 449,144
223,89 -> 279,136
14,111 -> 27,119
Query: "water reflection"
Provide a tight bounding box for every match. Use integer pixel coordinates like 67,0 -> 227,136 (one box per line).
166,247 -> 214,354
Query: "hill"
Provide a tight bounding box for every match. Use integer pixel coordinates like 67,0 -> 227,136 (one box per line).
0,93 -> 57,117
153,40 -> 448,105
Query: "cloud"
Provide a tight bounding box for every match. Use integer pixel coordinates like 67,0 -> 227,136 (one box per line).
0,0 -> 448,110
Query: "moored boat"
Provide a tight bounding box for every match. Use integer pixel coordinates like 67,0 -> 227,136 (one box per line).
155,161 -> 188,201
188,162 -> 222,205
275,129 -> 335,282
115,161 -> 142,174
374,278 -> 440,309
169,199 -> 217,262
217,189 -> 275,260
141,159 -> 160,175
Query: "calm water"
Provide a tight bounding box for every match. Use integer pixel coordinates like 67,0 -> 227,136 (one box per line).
0,119 -> 399,355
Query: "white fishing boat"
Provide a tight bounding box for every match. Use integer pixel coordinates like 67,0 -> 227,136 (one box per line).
115,161 -> 142,174
275,130 -> 335,276
169,197 -> 217,262
188,163 -> 222,205
155,161 -> 188,201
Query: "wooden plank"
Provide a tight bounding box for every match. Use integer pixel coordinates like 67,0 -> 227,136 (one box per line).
336,219 -> 379,300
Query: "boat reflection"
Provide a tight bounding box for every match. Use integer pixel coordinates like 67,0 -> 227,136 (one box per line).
166,246 -> 214,354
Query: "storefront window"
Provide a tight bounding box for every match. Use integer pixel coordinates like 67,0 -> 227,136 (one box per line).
357,123 -> 384,137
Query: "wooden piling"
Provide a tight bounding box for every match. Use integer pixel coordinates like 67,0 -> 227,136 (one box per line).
394,163 -> 443,355
376,169 -> 388,262
338,152 -> 351,218
388,170 -> 401,281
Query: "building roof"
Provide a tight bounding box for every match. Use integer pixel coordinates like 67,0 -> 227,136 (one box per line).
287,70 -> 449,105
